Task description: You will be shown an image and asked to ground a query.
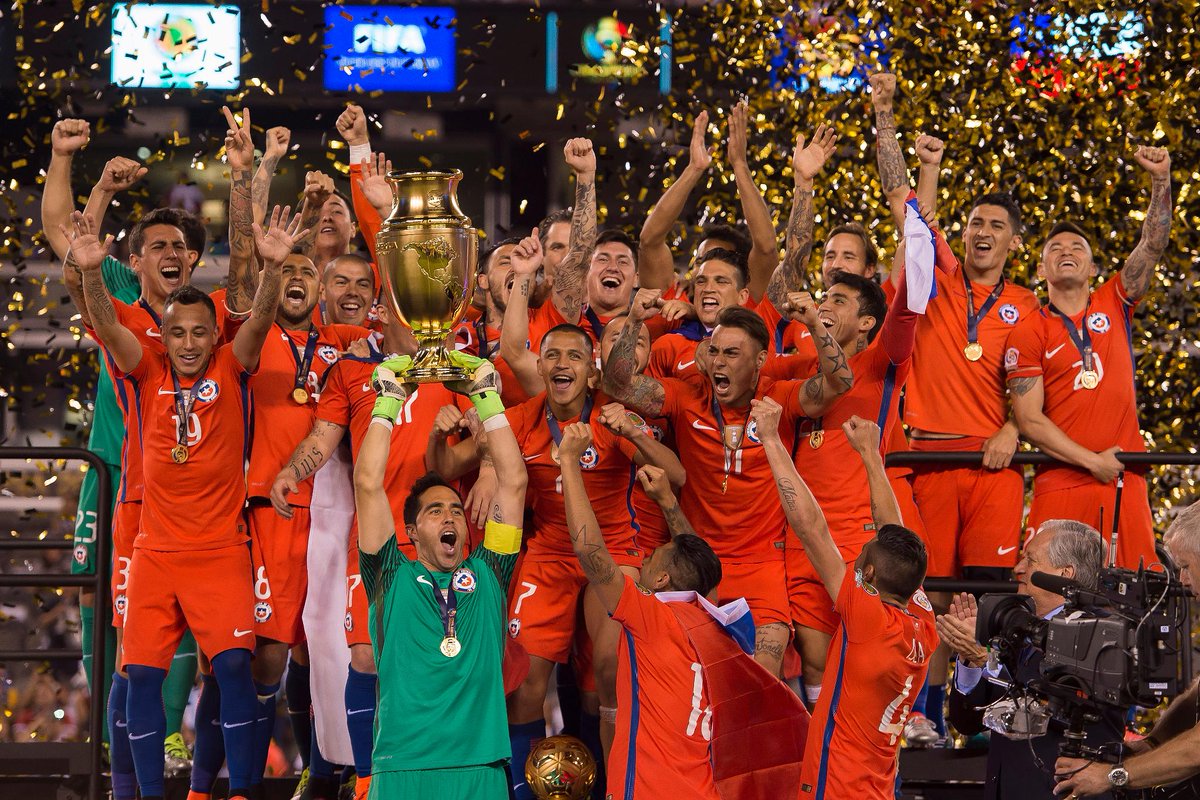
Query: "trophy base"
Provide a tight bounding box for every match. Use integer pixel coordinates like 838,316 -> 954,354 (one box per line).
400,346 -> 468,384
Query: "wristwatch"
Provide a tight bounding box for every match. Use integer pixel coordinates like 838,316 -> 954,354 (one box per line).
1108,766 -> 1130,787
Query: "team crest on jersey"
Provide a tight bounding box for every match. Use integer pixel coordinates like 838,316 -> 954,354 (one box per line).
746,420 -> 761,444
344,612 -> 353,632
1087,312 -> 1111,334
1004,347 -> 1019,370
73,544 -> 88,565
579,446 -> 599,470
508,617 -> 521,638
114,593 -> 127,616
913,589 -> 933,612
317,345 -> 339,365
997,303 -> 1020,325
452,567 -> 477,593
195,379 -> 220,402
254,601 -> 273,623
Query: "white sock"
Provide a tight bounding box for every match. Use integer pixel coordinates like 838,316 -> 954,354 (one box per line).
804,684 -> 822,705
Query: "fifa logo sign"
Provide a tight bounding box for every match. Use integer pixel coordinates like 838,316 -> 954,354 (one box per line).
352,23 -> 428,55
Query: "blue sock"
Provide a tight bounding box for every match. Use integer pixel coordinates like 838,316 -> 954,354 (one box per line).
252,680 -> 281,785
191,674 -> 225,792
107,674 -> 137,800
212,648 -> 257,797
285,658 -> 312,769
578,712 -> 606,800
344,667 -> 377,777
125,665 -> 167,798
509,720 -> 543,800
926,683 -> 946,735
310,724 -> 335,780
912,678 -> 929,717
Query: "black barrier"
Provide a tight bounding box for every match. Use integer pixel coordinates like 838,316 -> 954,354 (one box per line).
0,447 -> 110,800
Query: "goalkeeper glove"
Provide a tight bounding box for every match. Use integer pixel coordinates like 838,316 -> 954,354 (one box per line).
370,355 -> 414,423
445,350 -> 504,421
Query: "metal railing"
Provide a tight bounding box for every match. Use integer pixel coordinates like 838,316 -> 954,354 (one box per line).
0,447 -> 110,800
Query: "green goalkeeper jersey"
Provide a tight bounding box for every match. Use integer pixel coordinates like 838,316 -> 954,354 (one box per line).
86,256 -> 142,467
360,533 -> 516,772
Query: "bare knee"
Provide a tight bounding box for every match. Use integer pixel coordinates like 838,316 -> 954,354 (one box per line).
349,643 -> 375,674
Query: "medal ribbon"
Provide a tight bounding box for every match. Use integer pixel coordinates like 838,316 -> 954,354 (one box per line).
711,395 -> 751,477
170,363 -> 210,450
545,395 -> 595,447
963,271 -> 1005,347
1047,302 -> 1094,373
138,297 -> 162,328
422,569 -> 459,641
281,324 -> 321,396
582,307 -> 606,342
474,318 -> 497,359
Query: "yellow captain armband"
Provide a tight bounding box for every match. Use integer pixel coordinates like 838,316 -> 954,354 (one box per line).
483,519 -> 522,556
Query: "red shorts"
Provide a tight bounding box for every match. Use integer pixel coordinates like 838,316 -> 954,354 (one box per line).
344,542 -> 370,647
122,544 -> 255,670
717,557 -> 789,627
911,442 -> 1025,577
786,549 -> 860,636
1029,474 -> 1156,570
507,558 -> 591,663
111,500 -> 141,629
248,504 -> 310,645
888,467 -> 930,546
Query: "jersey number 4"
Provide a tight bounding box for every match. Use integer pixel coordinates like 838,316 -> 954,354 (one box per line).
878,674 -> 914,746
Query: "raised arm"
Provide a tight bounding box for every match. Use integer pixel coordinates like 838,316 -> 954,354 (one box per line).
752,397 -> 845,599
1120,146 -> 1172,302
296,171 -> 333,259
597,402 -> 686,488
253,125 -> 291,226
498,230 -> 546,397
600,289 -> 667,417
233,205 -> 308,372
65,213 -> 142,374
843,416 -> 902,528
354,356 -> 415,555
559,423 -> 624,613
727,101 -> 779,301
270,418 -> 347,518
638,111 -> 711,291
636,465 -> 697,539
551,139 -> 598,322
869,71 -> 911,229
1008,374 -> 1124,484
785,291 -> 854,417
41,119 -> 91,261
222,106 -> 257,315
766,126 -> 837,310
913,134 -> 944,227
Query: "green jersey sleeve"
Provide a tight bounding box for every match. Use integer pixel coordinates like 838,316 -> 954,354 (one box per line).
476,546 -> 518,596
361,535 -> 406,606
101,256 -> 140,303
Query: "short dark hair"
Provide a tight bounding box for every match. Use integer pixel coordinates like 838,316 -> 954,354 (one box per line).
130,208 -> 205,256
969,192 -> 1023,233
537,209 -> 572,242
162,285 -> 216,324
324,253 -> 376,289
871,524 -> 928,598
829,269 -> 888,343
402,472 -> 460,528
479,236 -> 523,275
825,222 -> 878,270
667,534 -> 723,596
695,247 -> 749,289
596,228 -> 637,262
542,323 -> 594,358
1044,220 -> 1091,246
699,223 -> 751,258
714,305 -> 769,352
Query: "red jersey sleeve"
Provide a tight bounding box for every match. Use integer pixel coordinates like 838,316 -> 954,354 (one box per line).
656,376 -> 695,420
764,378 -> 807,419
1003,314 -> 1047,380
611,575 -> 672,640
833,569 -> 890,643
316,361 -> 353,427
349,162 -> 383,264
760,353 -> 817,381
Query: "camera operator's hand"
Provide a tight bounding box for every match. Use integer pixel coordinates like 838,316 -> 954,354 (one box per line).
1053,758 -> 1111,798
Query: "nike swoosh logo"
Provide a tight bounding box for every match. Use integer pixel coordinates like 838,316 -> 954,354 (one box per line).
346,708 -> 374,715
157,388 -> 176,395
233,628 -> 252,637
692,419 -> 717,432
416,575 -> 433,587
115,721 -> 127,728
997,546 -> 1017,556
145,328 -> 162,339
523,454 -> 539,462
676,359 -> 695,371
222,720 -> 254,729
1044,344 -> 1066,359
362,383 -> 372,392
129,731 -> 158,740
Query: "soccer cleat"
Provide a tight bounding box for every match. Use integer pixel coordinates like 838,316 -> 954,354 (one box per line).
902,712 -> 940,748
290,767 -> 310,800
164,731 -> 194,777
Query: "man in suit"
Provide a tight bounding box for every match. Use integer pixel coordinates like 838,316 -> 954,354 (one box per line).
938,519 -> 1124,800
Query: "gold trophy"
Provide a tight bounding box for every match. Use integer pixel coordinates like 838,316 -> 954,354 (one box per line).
376,170 -> 478,383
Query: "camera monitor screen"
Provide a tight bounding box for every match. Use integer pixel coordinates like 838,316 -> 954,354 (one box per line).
323,6 -> 457,92
110,3 -> 241,90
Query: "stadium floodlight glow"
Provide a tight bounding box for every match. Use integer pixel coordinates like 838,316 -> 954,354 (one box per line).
110,3 -> 241,90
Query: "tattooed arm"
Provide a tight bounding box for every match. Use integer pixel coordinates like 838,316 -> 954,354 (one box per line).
637,465 -> 697,538
270,418 -> 347,518
559,424 -> 624,612
69,214 -> 143,375
783,291 -> 853,417
552,138 -> 598,322
1009,375 -> 1124,484
222,106 -> 258,314
1120,146 -> 1173,302
600,290 -> 667,417
751,397 -> 845,600
869,72 -> 911,227
253,126 -> 290,226
765,125 -> 837,310
233,206 -> 306,372
639,111 -> 711,291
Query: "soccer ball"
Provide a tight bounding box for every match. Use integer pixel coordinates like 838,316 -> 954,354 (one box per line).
524,734 -> 597,799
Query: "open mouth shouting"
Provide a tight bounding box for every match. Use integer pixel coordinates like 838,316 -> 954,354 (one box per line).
549,370 -> 577,396
284,282 -> 308,308
699,294 -> 721,314
438,527 -> 459,558
712,371 -> 732,397
160,262 -> 184,288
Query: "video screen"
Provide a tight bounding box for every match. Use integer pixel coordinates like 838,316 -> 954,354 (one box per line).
546,10 -> 673,95
110,3 -> 241,90
323,6 -> 457,93
771,6 -> 888,93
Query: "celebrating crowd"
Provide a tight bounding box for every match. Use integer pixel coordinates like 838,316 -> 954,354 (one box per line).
39,67 -> 1185,800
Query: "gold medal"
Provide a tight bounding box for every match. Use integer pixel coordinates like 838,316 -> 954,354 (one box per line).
721,474 -> 728,494
809,429 -> 824,449
292,387 -> 309,404
963,342 -> 984,362
439,636 -> 461,658
550,443 -> 561,464
171,444 -> 188,464
1080,370 -> 1099,389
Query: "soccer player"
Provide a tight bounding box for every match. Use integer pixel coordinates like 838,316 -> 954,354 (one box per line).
68,204 -> 305,800
604,296 -> 854,676
1006,145 -> 1172,569
353,352 -> 527,798
754,402 -> 936,798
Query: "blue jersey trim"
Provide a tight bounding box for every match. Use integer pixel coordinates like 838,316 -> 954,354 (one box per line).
876,362 -> 899,431
623,629 -> 641,800
814,623 -> 849,799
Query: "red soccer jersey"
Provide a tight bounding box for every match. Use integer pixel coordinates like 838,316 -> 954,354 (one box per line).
648,327 -> 706,382
798,571 -> 938,799
608,576 -> 721,800
753,297 -> 817,359
508,392 -> 641,563
1004,276 -> 1143,492
245,323 -> 366,504
125,345 -> 253,551
658,377 -> 805,562
452,320 -> 530,408
904,271 -> 1039,437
